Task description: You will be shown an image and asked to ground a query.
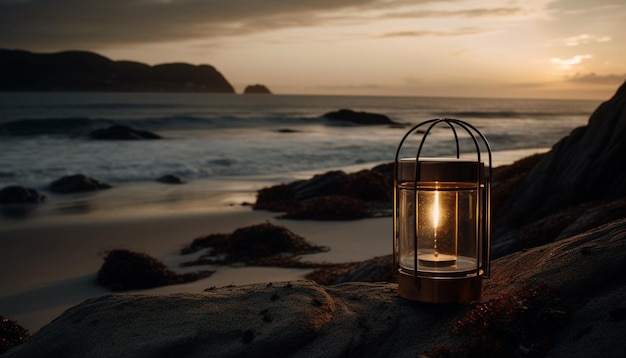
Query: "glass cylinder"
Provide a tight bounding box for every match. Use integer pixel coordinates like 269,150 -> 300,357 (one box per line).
398,181 -> 480,277
396,158 -> 484,279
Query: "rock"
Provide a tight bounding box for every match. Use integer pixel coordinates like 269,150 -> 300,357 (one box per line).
0,186 -> 47,218
180,223 -> 328,265
0,186 -> 47,204
254,169 -> 392,219
156,174 -> 186,184
88,125 -> 161,140
97,249 -> 211,292
493,80 -> 626,256
497,80 -> 626,227
322,109 -> 398,125
325,255 -> 393,284
243,84 -> 272,94
282,195 -> 371,220
0,316 -> 30,355
49,174 -> 112,193
7,219 -> 626,357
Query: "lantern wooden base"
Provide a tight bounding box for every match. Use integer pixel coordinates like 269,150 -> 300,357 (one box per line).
397,273 -> 482,304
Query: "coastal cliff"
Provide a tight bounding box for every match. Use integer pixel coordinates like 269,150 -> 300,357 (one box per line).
0,49 -> 235,93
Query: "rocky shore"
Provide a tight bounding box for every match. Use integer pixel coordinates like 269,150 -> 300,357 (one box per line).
2,80 -> 626,356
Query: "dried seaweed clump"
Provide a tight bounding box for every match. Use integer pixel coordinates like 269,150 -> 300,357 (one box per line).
180,223 -> 329,266
97,249 -> 212,291
0,316 -> 30,354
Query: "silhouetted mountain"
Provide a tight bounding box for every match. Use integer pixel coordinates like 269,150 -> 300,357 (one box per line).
0,49 -> 235,93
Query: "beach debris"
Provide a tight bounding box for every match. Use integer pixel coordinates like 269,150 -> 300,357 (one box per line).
321,109 -> 398,125
156,174 -> 186,184
48,174 -> 112,193
97,249 -> 212,292
254,168 -> 391,220
88,125 -> 161,140
0,316 -> 30,354
180,222 -> 328,266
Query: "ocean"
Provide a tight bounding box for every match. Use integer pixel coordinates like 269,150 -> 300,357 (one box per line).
0,92 -> 601,219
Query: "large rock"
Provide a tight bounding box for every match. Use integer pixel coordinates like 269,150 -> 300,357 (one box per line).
48,174 -> 112,193
254,169 -> 392,220
5,218 -> 626,357
88,125 -> 161,140
322,109 -> 399,125
493,80 -> 626,256
497,80 -> 626,227
243,84 -> 272,94
0,186 -> 47,218
0,186 -> 46,204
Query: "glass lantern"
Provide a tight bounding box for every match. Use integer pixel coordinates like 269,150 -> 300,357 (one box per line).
393,119 -> 491,303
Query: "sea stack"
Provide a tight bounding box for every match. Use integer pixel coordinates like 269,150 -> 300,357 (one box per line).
243,84 -> 272,94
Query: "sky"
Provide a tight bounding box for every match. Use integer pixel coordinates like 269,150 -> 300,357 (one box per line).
0,0 -> 625,99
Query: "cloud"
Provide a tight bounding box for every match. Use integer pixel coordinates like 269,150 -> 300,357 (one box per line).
381,27 -> 488,38
0,0 -> 455,49
0,0 -> 537,51
566,72 -> 626,84
382,7 -> 523,19
550,54 -> 593,69
549,34 -> 612,47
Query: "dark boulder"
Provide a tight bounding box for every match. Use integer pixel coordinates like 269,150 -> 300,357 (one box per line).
254,169 -> 392,220
498,80 -> 626,226
97,249 -> 211,292
282,195 -> 371,221
493,80 -> 626,257
0,186 -> 47,204
243,84 -> 272,94
49,174 -> 112,193
0,186 -> 47,218
322,109 -> 398,125
156,174 -> 185,184
88,125 -> 161,140
306,255 -> 393,285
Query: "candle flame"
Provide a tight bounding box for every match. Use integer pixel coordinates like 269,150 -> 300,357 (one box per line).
433,191 -> 440,228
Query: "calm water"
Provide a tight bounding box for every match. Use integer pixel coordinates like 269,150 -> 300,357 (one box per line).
0,92 -> 601,218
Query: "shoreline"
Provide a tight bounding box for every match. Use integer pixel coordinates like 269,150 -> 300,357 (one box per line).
0,147 -> 547,333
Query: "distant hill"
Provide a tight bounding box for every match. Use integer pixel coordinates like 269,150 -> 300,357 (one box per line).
0,49 -> 235,93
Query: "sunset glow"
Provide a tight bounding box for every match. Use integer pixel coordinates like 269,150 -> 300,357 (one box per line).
1,0 -> 624,99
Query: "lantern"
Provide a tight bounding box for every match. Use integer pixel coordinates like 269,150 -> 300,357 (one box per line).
393,118 -> 492,303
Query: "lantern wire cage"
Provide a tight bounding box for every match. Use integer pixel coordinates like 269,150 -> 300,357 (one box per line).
393,118 -> 493,284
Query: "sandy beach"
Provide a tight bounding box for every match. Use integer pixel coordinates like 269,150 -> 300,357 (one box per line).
0,192 -> 391,333
0,147 -> 545,334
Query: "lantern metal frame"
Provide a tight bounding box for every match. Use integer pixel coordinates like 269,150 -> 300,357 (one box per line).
393,118 -> 492,303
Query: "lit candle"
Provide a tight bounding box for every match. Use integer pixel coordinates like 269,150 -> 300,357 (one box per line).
418,189 -> 457,267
